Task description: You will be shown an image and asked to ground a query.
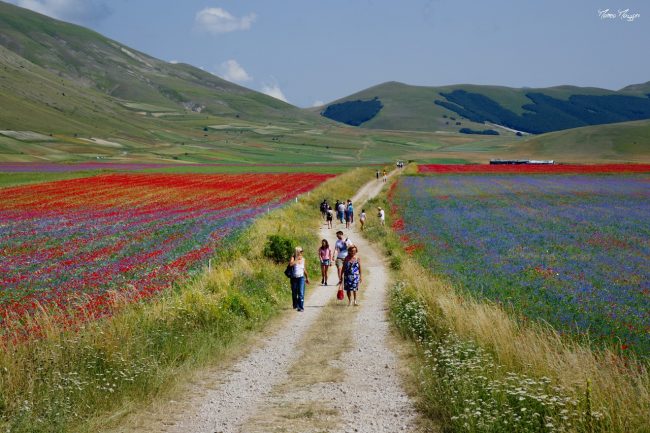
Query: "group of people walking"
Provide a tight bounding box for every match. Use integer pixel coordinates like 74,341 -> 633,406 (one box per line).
288,169 -> 395,311
320,199 -> 368,231
287,230 -> 362,310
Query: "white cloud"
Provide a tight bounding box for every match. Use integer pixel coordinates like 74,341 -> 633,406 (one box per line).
219,59 -> 252,83
195,7 -> 256,34
312,100 -> 324,107
261,83 -> 288,103
169,60 -> 179,64
10,0 -> 110,23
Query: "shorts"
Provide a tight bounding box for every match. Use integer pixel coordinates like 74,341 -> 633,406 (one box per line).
321,259 -> 331,266
335,257 -> 345,268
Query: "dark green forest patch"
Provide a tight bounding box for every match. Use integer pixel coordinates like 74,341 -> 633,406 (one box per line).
321,97 -> 383,126
435,90 -> 650,134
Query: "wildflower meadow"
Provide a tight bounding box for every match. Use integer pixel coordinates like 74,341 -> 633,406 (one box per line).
0,173 -> 332,331
390,169 -> 650,357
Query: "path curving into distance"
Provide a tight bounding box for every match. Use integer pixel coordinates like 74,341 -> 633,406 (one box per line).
125,169 -> 415,433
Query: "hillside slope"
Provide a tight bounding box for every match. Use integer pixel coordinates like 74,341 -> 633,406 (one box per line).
320,81 -> 650,135
0,1 -> 313,122
514,119 -> 650,162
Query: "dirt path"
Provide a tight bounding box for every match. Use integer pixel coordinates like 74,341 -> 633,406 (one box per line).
129,170 -> 414,433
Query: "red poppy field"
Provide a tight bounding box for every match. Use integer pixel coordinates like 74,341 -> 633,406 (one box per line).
0,173 -> 332,329
418,163 -> 650,174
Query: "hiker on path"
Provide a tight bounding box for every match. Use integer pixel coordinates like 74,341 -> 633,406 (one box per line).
326,205 -> 333,229
376,170 -> 380,180
344,202 -> 351,229
347,200 -> 354,224
359,209 -> 367,231
320,199 -> 328,220
318,239 -> 332,286
340,245 -> 362,306
289,246 -> 309,312
382,169 -> 387,183
337,201 -> 345,224
378,207 -> 385,226
334,230 -> 352,285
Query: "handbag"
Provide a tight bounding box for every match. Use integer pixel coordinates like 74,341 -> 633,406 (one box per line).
284,264 -> 294,279
337,287 -> 344,300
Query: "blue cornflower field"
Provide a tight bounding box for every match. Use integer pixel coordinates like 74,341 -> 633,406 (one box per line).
391,174 -> 650,357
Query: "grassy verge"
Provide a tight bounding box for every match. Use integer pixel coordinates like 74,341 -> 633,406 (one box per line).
360,178 -> 649,433
0,168 -> 370,433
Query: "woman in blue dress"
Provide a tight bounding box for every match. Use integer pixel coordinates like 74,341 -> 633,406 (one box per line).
341,245 -> 362,306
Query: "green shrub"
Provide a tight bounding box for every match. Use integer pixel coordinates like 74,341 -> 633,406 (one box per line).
263,234 -> 294,263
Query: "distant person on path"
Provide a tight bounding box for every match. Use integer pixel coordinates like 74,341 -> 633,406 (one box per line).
318,239 -> 332,286
378,207 -> 385,226
359,209 -> 367,231
326,205 -> 333,229
337,201 -> 345,224
320,199 -> 328,220
341,245 -> 362,306
376,170 -> 380,180
344,202 -> 351,229
347,200 -> 354,224
289,246 -> 309,312
382,169 -> 387,183
334,230 -> 352,285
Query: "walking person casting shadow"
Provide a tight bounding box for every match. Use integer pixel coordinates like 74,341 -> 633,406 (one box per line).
340,245 -> 362,306
289,246 -> 310,312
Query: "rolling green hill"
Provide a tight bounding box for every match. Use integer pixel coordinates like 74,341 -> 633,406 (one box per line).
514,119 -> 650,162
320,81 -> 650,135
0,1 -> 311,122
0,1 -> 647,165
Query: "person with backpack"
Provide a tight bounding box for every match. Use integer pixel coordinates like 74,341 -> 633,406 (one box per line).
334,230 -> 352,285
289,246 -> 309,312
320,200 -> 328,220
326,205 -> 334,229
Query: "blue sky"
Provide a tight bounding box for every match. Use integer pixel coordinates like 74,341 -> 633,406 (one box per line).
6,0 -> 649,107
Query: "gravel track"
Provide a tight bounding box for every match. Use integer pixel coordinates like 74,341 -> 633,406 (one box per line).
144,171 -> 415,433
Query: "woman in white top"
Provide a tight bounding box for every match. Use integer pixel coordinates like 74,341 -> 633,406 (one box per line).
378,207 -> 385,226
289,246 -> 310,312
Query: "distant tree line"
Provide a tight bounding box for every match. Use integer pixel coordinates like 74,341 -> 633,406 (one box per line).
459,128 -> 499,135
435,90 -> 650,134
321,97 -> 383,126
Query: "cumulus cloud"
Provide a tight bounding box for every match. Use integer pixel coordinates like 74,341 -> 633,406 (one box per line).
219,59 -> 252,83
195,7 -> 256,34
261,83 -> 288,103
312,100 -> 324,107
10,0 -> 111,24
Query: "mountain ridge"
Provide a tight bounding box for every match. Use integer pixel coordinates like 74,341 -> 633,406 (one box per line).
320,80 -> 650,134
